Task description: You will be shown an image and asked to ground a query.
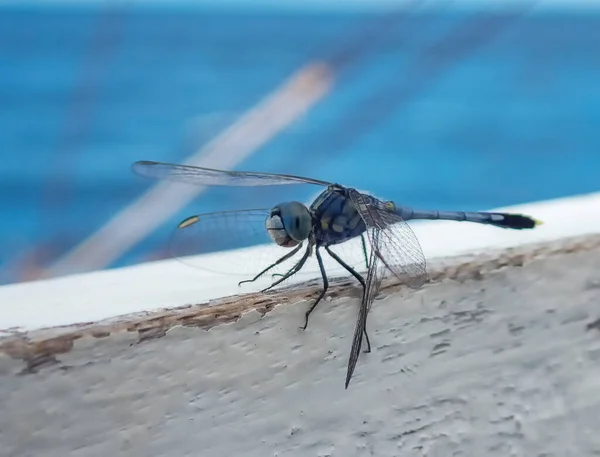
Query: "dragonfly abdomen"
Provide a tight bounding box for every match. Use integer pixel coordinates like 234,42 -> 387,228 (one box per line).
394,206 -> 541,229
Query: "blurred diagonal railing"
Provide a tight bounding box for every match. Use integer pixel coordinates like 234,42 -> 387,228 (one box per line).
42,2 -> 425,278
42,62 -> 334,278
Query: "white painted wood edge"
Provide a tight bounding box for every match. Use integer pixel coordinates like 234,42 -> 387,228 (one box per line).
1,191 -> 599,336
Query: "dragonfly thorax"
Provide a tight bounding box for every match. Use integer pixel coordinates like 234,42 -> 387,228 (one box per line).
265,201 -> 312,247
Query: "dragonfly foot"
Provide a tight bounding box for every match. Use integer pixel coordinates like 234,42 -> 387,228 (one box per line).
364,329 -> 372,353
301,315 -> 310,331
261,284 -> 277,293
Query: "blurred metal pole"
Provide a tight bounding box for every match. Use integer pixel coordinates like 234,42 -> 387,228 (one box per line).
42,63 -> 334,278
42,2 -> 424,278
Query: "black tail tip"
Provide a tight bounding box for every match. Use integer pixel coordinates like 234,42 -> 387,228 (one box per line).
492,213 -> 543,230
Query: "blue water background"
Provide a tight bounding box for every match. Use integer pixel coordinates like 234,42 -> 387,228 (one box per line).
1,5 -> 599,284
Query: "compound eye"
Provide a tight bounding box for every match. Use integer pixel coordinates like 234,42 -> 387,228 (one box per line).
280,202 -> 311,242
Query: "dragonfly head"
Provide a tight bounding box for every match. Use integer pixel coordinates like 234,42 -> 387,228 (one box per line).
266,201 -> 312,247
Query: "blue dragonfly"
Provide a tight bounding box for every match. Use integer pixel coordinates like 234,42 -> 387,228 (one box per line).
132,160 -> 542,388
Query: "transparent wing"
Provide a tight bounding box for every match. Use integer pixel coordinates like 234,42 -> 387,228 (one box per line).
345,227 -> 386,388
363,230 -> 387,314
132,160 -> 332,187
347,189 -> 428,289
168,209 -> 325,285
369,211 -> 428,289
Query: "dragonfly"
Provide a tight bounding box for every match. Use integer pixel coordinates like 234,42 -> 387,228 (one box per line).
132,160 -> 542,388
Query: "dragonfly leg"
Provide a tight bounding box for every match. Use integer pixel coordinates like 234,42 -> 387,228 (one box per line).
325,246 -> 371,352
271,262 -> 298,280
261,244 -> 311,292
302,247 -> 328,331
238,243 -> 303,287
360,234 -> 369,270
325,246 -> 366,289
